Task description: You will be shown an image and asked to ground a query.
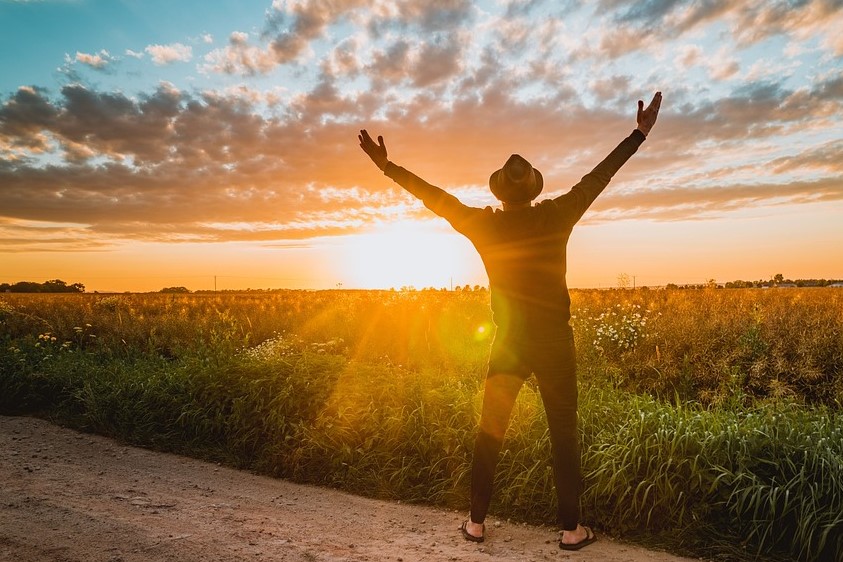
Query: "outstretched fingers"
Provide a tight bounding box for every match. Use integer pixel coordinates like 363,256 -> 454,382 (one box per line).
648,91 -> 662,113
359,129 -> 374,147
358,128 -> 389,170
636,91 -> 662,136
359,129 -> 387,153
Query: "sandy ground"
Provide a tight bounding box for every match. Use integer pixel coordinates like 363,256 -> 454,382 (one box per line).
0,415 -> 701,562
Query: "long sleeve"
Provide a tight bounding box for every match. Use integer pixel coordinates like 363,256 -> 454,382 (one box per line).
383,162 -> 481,230
552,129 -> 646,225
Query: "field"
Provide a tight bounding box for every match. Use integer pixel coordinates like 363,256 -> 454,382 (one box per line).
1,288 -> 842,561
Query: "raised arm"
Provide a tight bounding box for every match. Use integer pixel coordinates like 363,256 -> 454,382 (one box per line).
553,91 -> 662,224
358,129 -> 480,229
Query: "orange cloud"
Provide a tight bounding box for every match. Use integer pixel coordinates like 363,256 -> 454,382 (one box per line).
145,43 -> 192,65
75,50 -> 112,70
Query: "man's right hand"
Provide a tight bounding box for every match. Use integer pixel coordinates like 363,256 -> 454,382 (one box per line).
636,91 -> 662,137
358,129 -> 389,171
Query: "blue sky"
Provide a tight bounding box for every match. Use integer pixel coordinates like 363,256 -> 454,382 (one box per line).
1,0 -> 842,291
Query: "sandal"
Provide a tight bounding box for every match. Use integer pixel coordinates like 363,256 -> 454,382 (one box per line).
559,525 -> 596,551
460,520 -> 485,543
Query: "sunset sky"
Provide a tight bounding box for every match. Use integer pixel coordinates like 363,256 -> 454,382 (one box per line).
1,0 -> 842,292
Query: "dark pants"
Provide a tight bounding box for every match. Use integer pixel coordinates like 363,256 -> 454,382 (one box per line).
469,335 -> 580,530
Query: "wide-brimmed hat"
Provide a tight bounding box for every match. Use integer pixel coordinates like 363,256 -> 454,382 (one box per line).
489,154 -> 543,203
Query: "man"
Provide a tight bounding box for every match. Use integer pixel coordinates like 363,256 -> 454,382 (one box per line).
358,91 -> 662,550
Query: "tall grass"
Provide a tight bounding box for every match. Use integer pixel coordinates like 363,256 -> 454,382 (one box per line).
1,288 -> 841,561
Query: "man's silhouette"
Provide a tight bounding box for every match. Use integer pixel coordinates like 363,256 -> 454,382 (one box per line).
359,91 -> 662,550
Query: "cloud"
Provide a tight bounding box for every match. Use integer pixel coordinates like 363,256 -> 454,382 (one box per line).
592,176 -> 843,222
0,86 -> 58,155
206,0 -> 474,76
367,40 -> 410,84
124,49 -> 144,59
770,139 -> 843,174
706,47 -> 740,82
503,0 -> 548,19
145,43 -> 193,65
673,43 -> 740,81
743,57 -> 801,83
0,218 -> 111,253
674,44 -> 702,69
589,0 -> 843,62
412,37 -> 463,88
590,75 -> 633,104
728,0 -> 843,55
203,31 -> 279,75
204,0 -> 368,75
74,49 -> 113,70
0,82 -> 397,247
321,36 -> 362,79
392,0 -> 474,33
364,31 -> 467,89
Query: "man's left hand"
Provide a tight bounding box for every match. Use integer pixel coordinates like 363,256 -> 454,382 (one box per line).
637,91 -> 662,137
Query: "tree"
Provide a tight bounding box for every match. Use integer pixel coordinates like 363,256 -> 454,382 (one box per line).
4,279 -> 84,293
42,279 -> 69,292
160,286 -> 191,293
11,281 -> 42,293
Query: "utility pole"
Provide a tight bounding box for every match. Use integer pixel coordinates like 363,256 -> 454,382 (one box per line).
214,275 -> 217,292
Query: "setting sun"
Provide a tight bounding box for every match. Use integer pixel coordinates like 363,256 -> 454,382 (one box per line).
340,221 -> 481,290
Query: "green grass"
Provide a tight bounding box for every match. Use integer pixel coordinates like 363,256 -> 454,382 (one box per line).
1,289 -> 842,561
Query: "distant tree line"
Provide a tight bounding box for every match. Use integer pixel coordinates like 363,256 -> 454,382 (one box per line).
3,275 -> 840,294
665,273 -> 843,290
0,279 -> 85,293
393,285 -> 488,292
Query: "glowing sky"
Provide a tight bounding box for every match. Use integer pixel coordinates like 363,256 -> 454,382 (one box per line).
1,0 -> 842,292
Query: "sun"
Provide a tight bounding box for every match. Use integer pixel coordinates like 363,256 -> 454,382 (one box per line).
340,220 -> 482,289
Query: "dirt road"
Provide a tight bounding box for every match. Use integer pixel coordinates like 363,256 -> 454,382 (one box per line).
1,415 -> 699,562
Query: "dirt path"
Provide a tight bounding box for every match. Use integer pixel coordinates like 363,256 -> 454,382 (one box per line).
1,415 -> 700,562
